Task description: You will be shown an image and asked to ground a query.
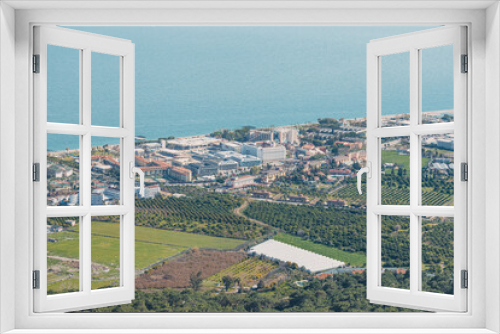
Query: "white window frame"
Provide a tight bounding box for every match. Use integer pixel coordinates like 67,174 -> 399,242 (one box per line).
0,1 -> 498,333
33,25 -> 136,312
365,26 -> 468,312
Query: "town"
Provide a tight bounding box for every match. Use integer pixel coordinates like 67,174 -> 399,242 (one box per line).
47,112 -> 454,209
46,112 -> 456,313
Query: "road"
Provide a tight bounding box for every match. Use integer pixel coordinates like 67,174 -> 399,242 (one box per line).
232,200 -> 270,228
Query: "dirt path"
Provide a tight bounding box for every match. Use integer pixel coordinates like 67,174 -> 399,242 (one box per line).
233,200 -> 270,228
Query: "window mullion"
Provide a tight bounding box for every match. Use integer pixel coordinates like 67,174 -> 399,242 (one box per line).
409,47 -> 420,294
81,48 -> 92,294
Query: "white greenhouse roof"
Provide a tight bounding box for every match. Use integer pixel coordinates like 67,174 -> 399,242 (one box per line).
249,239 -> 345,273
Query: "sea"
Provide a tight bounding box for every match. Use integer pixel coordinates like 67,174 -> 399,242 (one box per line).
47,26 -> 453,151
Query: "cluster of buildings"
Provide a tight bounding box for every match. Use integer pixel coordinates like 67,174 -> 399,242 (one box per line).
422,133 -> 455,151
135,133 -> 290,183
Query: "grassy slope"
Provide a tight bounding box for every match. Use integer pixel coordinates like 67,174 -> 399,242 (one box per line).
86,222 -> 245,250
48,231 -> 184,270
47,223 -> 246,293
274,233 -> 366,267
381,150 -> 430,170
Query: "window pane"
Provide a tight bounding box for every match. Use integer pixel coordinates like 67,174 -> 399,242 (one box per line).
47,134 -> 80,207
421,134 -> 454,206
421,45 -> 454,124
91,137 -> 121,205
381,215 -> 410,290
47,216 -> 80,295
381,137 -> 410,205
47,45 -> 80,124
91,216 -> 121,290
92,52 -> 120,127
380,52 -> 410,127
421,216 -> 454,295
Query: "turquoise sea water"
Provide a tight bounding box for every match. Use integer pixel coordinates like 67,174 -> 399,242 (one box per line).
47,26 -> 453,151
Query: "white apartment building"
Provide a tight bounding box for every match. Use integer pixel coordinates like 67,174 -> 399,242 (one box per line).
242,143 -> 286,162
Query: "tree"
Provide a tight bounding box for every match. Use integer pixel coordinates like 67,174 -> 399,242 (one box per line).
222,275 -> 234,291
189,271 -> 203,292
250,166 -> 260,175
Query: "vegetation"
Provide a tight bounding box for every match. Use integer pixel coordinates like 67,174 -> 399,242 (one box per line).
87,221 -> 245,250
421,217 -> 454,295
205,257 -> 278,287
84,273 -> 419,313
244,202 -> 367,253
274,233 -> 365,267
335,180 -> 453,207
135,195 -> 270,239
211,126 -> 254,142
47,227 -> 185,294
381,216 -> 410,268
135,249 -> 246,289
47,220 -> 245,294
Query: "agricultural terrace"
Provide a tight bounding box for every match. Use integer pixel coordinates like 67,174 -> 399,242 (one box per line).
244,201 -> 367,253
136,249 -> 246,289
249,240 -> 345,273
135,194 -> 270,239
47,221 -> 246,294
204,257 -> 278,287
335,181 -> 453,207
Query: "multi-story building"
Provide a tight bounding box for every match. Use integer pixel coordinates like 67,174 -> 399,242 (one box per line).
217,160 -> 238,171
168,166 -> 192,182
227,175 -> 255,188
141,142 -> 162,151
249,130 -> 273,142
136,185 -> 161,199
220,141 -> 242,152
242,143 -> 286,162
166,136 -> 220,150
332,155 -> 350,164
231,155 -> 262,168
275,128 -> 299,144
437,138 -> 454,150
47,165 -> 73,179
103,156 -> 120,170
104,188 -> 120,200
91,192 -> 104,205
286,128 -> 299,144
252,191 -> 271,199
189,162 -> 218,176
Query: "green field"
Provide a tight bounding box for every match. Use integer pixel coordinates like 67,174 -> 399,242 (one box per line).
274,233 -> 366,267
86,222 -> 245,250
381,151 -> 412,169
381,151 -> 430,170
48,230 -> 185,270
47,223 -> 246,294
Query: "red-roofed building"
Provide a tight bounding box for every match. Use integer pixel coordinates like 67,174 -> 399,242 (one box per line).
168,166 -> 192,182
302,144 -> 315,150
135,155 -> 149,167
351,269 -> 366,275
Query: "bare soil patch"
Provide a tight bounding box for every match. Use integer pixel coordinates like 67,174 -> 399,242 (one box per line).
136,249 -> 246,289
